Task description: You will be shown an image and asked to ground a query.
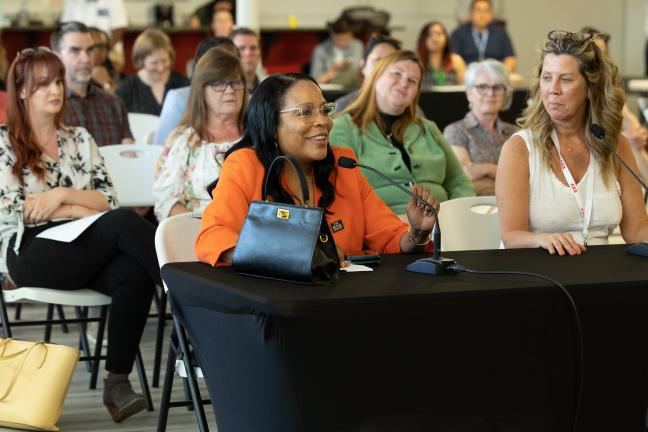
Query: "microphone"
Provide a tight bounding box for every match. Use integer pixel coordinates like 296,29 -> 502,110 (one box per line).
337,156 -> 456,275
590,124 -> 648,257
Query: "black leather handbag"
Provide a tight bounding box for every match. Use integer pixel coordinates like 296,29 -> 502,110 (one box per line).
232,155 -> 340,284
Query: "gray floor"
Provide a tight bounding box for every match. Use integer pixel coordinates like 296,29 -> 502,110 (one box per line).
0,302 -> 218,432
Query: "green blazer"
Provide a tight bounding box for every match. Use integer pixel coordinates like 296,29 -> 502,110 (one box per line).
330,113 -> 475,214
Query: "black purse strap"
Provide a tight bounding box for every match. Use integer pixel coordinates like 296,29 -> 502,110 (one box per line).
263,155 -> 310,207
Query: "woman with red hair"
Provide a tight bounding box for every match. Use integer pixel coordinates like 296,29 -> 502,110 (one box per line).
0,47 -> 159,422
416,21 -> 466,86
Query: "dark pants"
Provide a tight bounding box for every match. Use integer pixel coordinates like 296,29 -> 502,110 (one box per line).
7,208 -> 161,374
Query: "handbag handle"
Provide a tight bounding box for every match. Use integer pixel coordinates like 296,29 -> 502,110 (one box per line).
262,155 -> 310,207
0,342 -> 47,401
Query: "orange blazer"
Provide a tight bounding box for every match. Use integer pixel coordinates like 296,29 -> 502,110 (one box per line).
195,146 -> 412,266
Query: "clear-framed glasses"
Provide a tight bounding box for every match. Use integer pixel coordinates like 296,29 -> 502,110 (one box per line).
473,83 -> 506,95
547,30 -> 593,44
280,102 -> 337,121
207,79 -> 246,92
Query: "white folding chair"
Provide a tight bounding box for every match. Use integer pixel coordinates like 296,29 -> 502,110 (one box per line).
439,196 -> 500,251
99,144 -> 162,207
155,212 -> 210,432
127,113 -> 160,144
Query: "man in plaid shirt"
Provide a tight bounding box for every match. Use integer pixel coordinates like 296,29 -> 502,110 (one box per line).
52,21 -> 134,146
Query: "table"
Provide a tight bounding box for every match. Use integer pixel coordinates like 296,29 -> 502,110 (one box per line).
162,245 -> 648,432
324,88 -> 528,131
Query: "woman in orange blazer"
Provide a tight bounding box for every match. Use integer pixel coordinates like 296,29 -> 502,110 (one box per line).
195,73 -> 439,266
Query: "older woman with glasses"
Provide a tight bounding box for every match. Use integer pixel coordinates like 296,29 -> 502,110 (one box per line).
330,50 -> 474,215
444,59 -> 517,195
195,73 -> 440,266
497,30 -> 648,255
1,48 -> 159,421
153,48 -> 246,221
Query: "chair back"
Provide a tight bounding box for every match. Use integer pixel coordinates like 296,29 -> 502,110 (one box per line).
99,144 -> 162,207
439,196 -> 500,251
128,113 -> 160,144
155,213 -> 202,291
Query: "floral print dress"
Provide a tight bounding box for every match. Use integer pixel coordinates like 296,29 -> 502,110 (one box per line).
0,125 -> 117,262
153,126 -> 238,221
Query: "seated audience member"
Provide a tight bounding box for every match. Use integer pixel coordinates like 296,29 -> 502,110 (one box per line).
583,26 -> 648,184
330,50 -> 475,214
153,49 -> 246,221
190,0 -> 235,28
310,17 -> 364,89
230,27 -> 263,93
89,26 -> 123,93
154,37 -> 238,145
444,59 -> 517,195
417,21 -> 466,86
195,73 -> 439,266
335,34 -> 401,112
0,48 -> 159,421
116,29 -> 189,115
52,22 -> 133,146
211,9 -> 234,38
497,31 -> 648,255
450,0 -> 516,72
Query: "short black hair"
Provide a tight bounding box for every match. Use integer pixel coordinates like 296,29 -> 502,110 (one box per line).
195,37 -> 237,61
363,34 -> 401,62
50,21 -> 90,52
328,17 -> 353,34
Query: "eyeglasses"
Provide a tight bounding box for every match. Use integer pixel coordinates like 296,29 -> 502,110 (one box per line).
473,83 -> 506,95
280,102 -> 337,121
207,79 -> 246,92
547,30 -> 593,44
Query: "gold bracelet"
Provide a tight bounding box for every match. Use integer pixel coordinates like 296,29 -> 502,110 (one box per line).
407,227 -> 432,247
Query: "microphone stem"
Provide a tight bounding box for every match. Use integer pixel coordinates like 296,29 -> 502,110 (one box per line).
607,142 -> 648,191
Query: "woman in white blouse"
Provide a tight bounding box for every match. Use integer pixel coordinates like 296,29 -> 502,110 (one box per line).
0,48 -> 159,422
153,48 -> 246,220
496,30 -> 648,255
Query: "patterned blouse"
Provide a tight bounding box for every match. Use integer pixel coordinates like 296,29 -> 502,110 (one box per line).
0,126 -> 118,261
443,111 -> 518,164
153,126 -> 239,221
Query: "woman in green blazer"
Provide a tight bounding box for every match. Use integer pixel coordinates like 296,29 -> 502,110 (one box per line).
330,50 -> 474,214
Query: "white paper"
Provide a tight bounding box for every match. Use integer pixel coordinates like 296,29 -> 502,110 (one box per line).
36,212 -> 107,242
340,263 -> 373,272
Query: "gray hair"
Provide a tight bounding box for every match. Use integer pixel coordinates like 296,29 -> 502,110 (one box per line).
464,59 -> 512,110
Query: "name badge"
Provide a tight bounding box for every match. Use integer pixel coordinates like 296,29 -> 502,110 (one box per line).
330,220 -> 344,233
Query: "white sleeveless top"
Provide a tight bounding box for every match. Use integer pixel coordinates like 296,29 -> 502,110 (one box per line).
517,129 -> 622,245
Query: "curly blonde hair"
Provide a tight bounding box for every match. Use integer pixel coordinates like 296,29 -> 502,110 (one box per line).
518,31 -> 625,185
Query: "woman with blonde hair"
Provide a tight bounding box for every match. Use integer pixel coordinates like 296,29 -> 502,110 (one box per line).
153,48 -> 246,220
116,28 -> 189,115
496,30 -> 648,255
330,50 -> 474,214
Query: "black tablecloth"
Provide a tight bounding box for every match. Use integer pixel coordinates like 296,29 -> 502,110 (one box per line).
162,245 -> 648,432
323,89 -> 528,131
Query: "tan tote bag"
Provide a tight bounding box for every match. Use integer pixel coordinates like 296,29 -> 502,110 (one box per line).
0,338 -> 79,431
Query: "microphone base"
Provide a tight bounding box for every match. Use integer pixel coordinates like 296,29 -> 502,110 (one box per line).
406,257 -> 456,275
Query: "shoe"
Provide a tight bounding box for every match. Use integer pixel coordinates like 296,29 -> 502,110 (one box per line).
103,376 -> 147,422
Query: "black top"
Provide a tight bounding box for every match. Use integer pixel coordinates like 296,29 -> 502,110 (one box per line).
115,71 -> 189,116
380,111 -> 411,170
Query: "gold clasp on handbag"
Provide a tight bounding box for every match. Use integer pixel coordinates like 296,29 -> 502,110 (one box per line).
319,234 -> 329,243
276,208 -> 290,219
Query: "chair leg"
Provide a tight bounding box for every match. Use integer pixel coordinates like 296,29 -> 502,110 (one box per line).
0,293 -> 12,338
56,304 -> 69,333
157,333 -> 178,432
90,305 -> 108,390
135,349 -> 154,412
44,304 -> 54,342
13,303 -> 21,320
75,306 -> 93,372
153,289 -> 167,388
173,317 -> 209,432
